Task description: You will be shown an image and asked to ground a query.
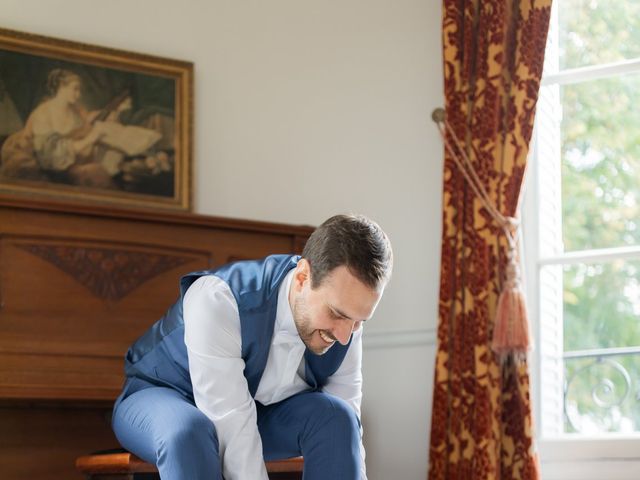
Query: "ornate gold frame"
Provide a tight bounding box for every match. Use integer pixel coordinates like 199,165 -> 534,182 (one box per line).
0,27 -> 193,211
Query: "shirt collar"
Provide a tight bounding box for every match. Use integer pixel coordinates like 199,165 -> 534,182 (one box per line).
275,269 -> 300,338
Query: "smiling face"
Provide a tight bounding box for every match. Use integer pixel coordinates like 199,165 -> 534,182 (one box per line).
290,259 -> 383,355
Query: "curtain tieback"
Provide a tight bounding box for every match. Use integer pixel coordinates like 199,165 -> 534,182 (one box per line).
432,107 -> 531,359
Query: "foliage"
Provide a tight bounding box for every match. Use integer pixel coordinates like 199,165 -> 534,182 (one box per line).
555,0 -> 640,432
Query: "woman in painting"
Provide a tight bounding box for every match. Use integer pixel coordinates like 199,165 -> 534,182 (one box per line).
0,69 -> 151,188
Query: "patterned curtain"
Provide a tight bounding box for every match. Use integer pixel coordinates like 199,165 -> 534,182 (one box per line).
428,1 -> 551,479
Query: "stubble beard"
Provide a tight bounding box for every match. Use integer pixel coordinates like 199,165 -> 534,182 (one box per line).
292,295 -> 328,355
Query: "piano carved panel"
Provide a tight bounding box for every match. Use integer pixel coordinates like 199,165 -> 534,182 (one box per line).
16,242 -> 194,302
0,196 -> 313,480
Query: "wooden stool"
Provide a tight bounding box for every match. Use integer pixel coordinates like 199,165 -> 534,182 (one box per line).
76,450 -> 303,479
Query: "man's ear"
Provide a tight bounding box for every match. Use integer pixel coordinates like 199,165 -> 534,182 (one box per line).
293,258 -> 310,291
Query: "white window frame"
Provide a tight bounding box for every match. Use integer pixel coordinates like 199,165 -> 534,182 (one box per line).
523,2 -> 640,479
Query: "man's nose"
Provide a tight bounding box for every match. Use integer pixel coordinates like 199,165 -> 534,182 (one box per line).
334,320 -> 355,345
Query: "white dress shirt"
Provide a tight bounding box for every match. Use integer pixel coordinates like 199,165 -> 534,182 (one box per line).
183,269 -> 367,480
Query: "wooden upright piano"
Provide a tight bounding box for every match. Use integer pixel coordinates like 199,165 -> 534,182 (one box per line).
0,195 -> 312,479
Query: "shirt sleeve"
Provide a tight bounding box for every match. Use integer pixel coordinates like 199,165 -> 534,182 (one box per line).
322,327 -> 368,480
183,275 -> 269,480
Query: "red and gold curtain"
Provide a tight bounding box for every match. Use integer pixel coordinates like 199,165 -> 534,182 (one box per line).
428,1 -> 551,479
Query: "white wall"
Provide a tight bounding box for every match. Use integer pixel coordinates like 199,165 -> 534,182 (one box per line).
2,1 -> 444,477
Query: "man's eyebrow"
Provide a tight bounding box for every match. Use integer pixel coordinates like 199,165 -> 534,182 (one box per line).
329,305 -> 368,322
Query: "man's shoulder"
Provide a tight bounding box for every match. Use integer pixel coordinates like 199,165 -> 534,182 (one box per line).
217,254 -> 298,274
212,254 -> 299,294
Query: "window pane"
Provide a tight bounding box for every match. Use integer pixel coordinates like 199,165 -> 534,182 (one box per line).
561,74 -> 640,251
558,258 -> 640,434
564,353 -> 640,433
562,260 -> 640,352
559,0 -> 640,69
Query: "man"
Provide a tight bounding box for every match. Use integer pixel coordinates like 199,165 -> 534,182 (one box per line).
112,214 -> 393,479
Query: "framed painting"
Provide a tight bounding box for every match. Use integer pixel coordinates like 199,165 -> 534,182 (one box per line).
0,27 -> 193,211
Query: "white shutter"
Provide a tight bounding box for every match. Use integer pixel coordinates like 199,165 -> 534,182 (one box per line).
528,2 -> 566,437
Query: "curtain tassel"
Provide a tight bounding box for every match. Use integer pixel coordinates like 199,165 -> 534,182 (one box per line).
431,109 -> 532,359
491,234 -> 530,359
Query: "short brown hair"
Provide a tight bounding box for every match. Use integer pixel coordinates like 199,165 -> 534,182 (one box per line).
302,214 -> 393,290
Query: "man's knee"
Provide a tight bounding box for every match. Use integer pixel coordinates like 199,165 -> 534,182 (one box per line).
299,393 -> 361,475
154,410 -> 222,479
304,393 -> 360,438
158,412 -> 219,457
327,397 -> 360,432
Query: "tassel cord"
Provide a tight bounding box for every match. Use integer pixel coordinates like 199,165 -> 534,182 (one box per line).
432,108 -> 530,357
434,114 -> 520,257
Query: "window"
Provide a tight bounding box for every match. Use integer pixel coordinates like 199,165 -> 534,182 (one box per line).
525,0 -> 640,477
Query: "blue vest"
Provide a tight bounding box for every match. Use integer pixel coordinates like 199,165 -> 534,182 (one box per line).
123,254 -> 352,401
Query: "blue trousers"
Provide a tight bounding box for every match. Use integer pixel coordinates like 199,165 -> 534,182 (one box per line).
112,382 -> 361,479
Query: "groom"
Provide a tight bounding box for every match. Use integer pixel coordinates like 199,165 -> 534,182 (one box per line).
111,214 -> 393,479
